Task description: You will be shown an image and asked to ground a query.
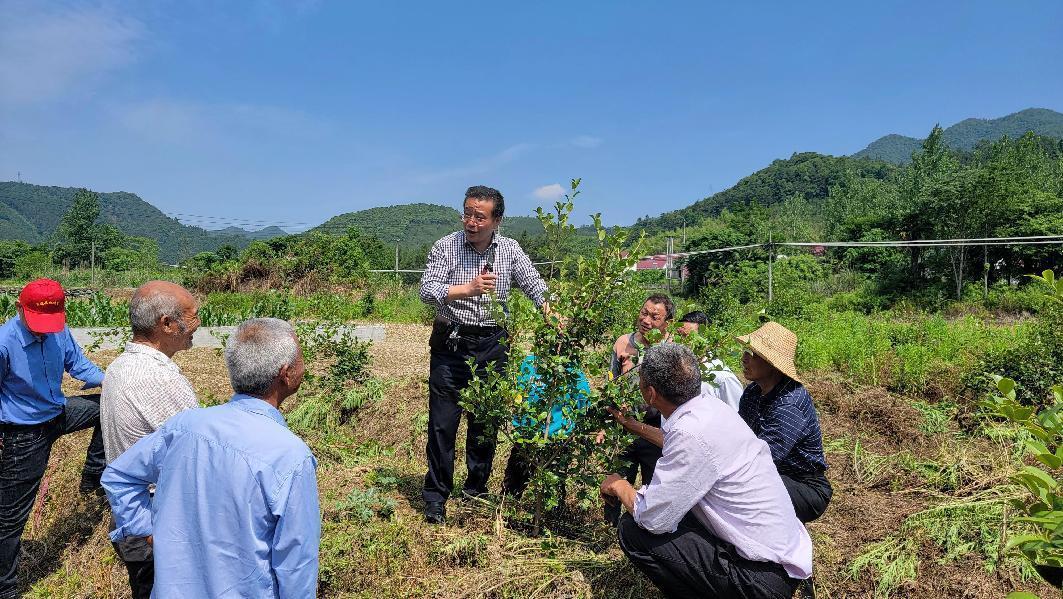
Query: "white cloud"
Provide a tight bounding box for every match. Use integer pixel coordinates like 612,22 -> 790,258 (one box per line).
531,183 -> 565,202
0,2 -> 143,105
569,135 -> 603,149
415,143 -> 535,184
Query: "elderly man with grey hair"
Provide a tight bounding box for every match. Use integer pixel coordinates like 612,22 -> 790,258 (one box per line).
600,342 -> 812,598
103,318 -> 320,599
99,280 -> 201,598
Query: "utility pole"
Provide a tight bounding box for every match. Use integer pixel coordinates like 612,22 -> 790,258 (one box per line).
394,240 -> 400,275
766,231 -> 774,305
91,240 -> 96,288
682,220 -> 686,245
666,236 -> 674,294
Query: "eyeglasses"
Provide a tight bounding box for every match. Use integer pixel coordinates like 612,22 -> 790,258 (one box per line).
461,213 -> 491,224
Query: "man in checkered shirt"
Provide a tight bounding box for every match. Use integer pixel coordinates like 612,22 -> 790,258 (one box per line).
419,185 -> 548,524
100,281 -> 201,598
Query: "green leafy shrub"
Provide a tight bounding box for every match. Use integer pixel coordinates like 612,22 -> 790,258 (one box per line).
461,179 -> 647,531
981,271 -> 1063,593
972,272 -> 1063,406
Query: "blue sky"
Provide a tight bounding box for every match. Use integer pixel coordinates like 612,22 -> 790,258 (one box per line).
2,0 -> 1061,231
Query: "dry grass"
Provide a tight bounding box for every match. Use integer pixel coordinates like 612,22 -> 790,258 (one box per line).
13,328 -> 1053,597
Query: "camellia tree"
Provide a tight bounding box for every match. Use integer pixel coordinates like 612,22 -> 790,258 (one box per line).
460,179 -> 650,532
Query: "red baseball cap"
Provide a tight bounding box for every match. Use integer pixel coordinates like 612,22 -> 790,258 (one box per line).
18,278 -> 67,333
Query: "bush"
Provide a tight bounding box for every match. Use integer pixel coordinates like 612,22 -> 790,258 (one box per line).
971,273 -> 1063,406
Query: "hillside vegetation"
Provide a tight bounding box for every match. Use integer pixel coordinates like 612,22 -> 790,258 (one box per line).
854,107 -> 1063,164
0,182 -> 280,262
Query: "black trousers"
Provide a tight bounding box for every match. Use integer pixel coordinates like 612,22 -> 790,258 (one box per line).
618,512 -> 800,599
0,395 -> 105,599
112,536 -> 153,599
780,471 -> 832,523
422,325 -> 508,504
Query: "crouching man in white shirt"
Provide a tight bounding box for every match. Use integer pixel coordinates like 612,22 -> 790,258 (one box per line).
600,342 -> 812,598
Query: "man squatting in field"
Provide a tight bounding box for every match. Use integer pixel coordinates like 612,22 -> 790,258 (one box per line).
608,318 -> 832,525
418,185 -> 550,525
600,342 -> 813,598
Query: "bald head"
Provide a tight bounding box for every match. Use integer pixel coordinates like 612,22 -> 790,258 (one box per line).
129,281 -> 199,355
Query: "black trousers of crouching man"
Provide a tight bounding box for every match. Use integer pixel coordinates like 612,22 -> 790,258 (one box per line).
422,320 -> 508,504
780,470 -> 833,523
618,512 -> 801,599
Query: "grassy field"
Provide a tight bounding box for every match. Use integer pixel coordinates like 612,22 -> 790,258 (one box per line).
15,308 -> 1057,597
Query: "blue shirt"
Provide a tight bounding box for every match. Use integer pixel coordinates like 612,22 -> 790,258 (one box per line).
103,394 -> 320,599
738,378 -> 828,477
512,355 -> 592,437
0,315 -> 104,425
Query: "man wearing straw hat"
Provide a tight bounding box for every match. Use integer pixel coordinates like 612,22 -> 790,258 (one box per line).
737,321 -> 831,523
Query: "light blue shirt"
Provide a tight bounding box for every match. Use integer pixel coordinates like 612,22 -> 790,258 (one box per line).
103,394 -> 320,599
511,355 -> 592,437
0,315 -> 104,425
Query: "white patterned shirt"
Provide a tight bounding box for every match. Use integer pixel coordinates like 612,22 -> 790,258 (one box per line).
101,342 -> 198,463
419,230 -> 547,326
632,391 -> 813,579
702,358 -> 745,412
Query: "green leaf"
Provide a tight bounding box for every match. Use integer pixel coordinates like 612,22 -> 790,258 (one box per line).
1015,466 -> 1058,492
1006,534 -> 1049,550
996,376 -> 1017,397
1036,453 -> 1063,469
1006,592 -> 1041,599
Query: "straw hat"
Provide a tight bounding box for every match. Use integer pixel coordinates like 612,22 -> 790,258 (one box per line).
736,321 -> 802,384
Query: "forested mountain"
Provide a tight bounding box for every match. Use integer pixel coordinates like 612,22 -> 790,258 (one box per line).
631,153 -> 898,236
310,203 -> 591,250
0,182 -> 283,262
210,225 -> 288,240
854,108 -> 1063,163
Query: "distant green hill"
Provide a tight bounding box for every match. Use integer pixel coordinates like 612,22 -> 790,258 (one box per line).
854,107 -> 1063,163
211,225 -> 288,240
0,182 -> 283,262
631,152 -> 897,236
310,203 -> 592,249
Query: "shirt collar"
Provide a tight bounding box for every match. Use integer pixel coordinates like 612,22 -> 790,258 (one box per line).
14,316 -> 45,347
124,341 -> 178,367
228,393 -> 289,428
660,392 -> 703,433
461,230 -> 499,253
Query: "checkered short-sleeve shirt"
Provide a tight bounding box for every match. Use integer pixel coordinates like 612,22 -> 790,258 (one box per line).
419,231 -> 547,326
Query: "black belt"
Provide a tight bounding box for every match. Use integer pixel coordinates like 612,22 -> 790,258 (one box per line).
0,417 -> 57,432
455,324 -> 503,338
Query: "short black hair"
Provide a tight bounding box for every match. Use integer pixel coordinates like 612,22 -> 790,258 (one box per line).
645,293 -> 675,321
641,342 -> 702,406
464,186 -> 505,219
679,311 -> 708,325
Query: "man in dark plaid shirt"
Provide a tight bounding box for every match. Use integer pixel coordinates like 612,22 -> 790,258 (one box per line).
418,185 -> 547,524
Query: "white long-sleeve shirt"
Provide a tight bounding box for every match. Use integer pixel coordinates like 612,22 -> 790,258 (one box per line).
701,358 -> 744,411
632,391 -> 813,579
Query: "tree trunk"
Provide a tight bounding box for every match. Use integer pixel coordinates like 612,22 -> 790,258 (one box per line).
950,244 -> 967,299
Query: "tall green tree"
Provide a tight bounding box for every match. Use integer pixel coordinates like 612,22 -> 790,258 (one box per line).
52,189 -> 124,268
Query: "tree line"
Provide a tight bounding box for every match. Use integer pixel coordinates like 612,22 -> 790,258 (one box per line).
683,129 -> 1063,302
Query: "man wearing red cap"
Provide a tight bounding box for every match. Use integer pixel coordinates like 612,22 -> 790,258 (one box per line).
0,278 -> 106,599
